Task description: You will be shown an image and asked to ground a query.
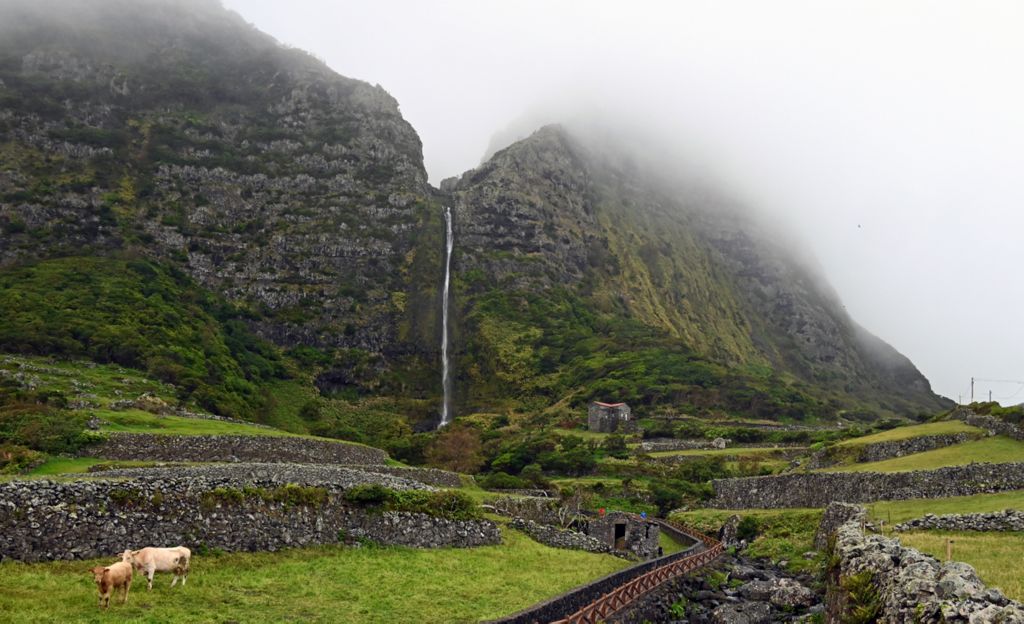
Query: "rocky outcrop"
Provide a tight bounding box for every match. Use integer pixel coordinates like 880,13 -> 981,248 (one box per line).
0,0 -> 445,409
0,472 -> 498,562
709,462 -> 1024,509
828,518 -> 1024,623
606,555 -> 822,624
80,432 -> 388,465
895,509 -> 1024,533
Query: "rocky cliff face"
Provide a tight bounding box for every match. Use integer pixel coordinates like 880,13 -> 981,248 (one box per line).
0,0 -> 948,425
448,126 -> 948,417
0,0 -> 444,393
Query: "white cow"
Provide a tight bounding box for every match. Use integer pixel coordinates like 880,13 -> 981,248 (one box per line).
123,546 -> 191,590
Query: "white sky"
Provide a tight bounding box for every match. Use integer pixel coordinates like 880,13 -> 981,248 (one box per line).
223,0 -> 1024,404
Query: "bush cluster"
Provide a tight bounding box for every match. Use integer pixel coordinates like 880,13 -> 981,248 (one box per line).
342,484 -> 481,521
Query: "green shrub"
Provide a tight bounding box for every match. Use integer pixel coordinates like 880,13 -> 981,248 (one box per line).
343,485 -> 480,520
0,444 -> 45,474
477,472 -> 529,490
0,403 -> 88,454
736,516 -> 759,542
840,571 -> 880,624
0,257 -> 285,420
343,484 -> 399,506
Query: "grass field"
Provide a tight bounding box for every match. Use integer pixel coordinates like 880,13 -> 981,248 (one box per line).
24,458 -> 161,476
835,421 -> 982,447
824,436 -> 1024,473
897,531 -> 1024,601
95,409 -> 306,438
0,528 -> 629,624
868,490 -> 1024,524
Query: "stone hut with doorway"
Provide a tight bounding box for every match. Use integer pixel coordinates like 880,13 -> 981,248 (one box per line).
585,511 -> 660,559
587,401 -> 634,433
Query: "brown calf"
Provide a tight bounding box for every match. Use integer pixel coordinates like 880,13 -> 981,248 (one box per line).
89,560 -> 132,609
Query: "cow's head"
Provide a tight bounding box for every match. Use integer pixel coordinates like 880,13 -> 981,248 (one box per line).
89,566 -> 107,584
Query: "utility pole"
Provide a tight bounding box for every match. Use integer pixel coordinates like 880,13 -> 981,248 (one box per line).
990,390 -> 993,403
971,377 -> 975,403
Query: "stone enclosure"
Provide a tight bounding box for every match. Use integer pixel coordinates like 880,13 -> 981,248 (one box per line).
80,432 -> 387,465
709,462 -> 1024,508
0,468 -> 499,562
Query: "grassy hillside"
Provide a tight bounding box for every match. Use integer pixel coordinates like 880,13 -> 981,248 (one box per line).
0,528 -> 628,623
834,420 -> 982,446
823,436 -> 1024,473
868,490 -> 1024,524
0,256 -> 284,419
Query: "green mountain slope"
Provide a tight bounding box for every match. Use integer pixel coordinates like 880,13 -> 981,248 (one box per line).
448,127 -> 949,420
0,0 -> 949,435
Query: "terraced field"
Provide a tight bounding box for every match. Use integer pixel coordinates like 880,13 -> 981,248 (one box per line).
868,490 -> 1024,524
824,436 -> 1024,473
0,527 -> 629,624
833,420 -> 982,446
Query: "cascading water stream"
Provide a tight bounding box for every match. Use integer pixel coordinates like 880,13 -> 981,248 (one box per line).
439,206 -> 454,427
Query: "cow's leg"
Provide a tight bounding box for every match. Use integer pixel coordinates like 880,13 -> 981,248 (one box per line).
171,573 -> 178,588
123,578 -> 131,603
146,566 -> 155,591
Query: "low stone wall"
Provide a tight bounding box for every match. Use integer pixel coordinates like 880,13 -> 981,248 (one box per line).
709,462 -> 1024,509
81,432 -> 387,465
354,465 -> 466,488
958,411 -> 1024,441
813,502 -> 866,550
648,446 -> 803,465
807,433 -> 977,469
509,518 -> 617,556
637,438 -> 719,452
895,509 -> 1024,532
90,463 -> 433,490
0,474 -> 498,562
828,518 -> 1024,622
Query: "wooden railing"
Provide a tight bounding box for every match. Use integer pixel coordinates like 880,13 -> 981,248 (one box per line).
549,520 -> 724,624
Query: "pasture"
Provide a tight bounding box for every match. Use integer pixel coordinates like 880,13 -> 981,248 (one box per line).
0,528 -> 628,623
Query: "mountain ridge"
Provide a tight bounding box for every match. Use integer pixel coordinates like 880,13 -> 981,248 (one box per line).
0,0 -> 950,434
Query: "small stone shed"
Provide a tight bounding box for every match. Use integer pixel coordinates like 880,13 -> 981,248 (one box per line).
587,401 -> 634,433
585,511 -> 660,559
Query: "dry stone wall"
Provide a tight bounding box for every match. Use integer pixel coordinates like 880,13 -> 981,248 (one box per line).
958,411 -> 1024,441
509,518 -> 618,557
895,510 -> 1024,533
709,463 -> 1024,509
806,433 -> 977,469
81,432 -> 387,465
0,471 -> 498,562
828,518 -> 1024,622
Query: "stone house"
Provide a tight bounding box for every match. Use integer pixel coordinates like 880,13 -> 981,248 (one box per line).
587,401 -> 634,433
585,511 -> 660,559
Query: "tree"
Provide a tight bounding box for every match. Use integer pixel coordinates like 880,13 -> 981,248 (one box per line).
425,426 -> 485,474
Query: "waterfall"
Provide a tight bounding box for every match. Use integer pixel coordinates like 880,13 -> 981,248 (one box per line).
439,205 -> 454,427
